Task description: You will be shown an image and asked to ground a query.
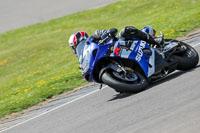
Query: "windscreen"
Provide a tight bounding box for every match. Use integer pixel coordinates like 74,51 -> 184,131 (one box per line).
76,40 -> 86,58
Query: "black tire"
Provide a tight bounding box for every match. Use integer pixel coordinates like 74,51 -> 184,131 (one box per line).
101,70 -> 149,93
165,39 -> 199,70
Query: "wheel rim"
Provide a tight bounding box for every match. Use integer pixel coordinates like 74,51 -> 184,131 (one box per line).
181,44 -> 196,58
112,71 -> 138,82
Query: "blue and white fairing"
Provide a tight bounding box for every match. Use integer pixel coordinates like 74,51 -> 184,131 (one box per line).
77,26 -> 156,82
109,39 -> 155,77
77,39 -> 111,82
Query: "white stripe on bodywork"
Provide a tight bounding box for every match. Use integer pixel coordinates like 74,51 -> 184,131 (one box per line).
148,48 -> 155,77
120,41 -> 137,58
110,40 -> 137,58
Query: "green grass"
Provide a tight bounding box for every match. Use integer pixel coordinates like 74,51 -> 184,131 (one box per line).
0,0 -> 200,118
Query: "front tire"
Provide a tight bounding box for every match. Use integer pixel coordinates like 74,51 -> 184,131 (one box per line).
101,70 -> 149,93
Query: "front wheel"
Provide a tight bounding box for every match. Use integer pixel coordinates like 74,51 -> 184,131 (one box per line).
101,70 -> 149,93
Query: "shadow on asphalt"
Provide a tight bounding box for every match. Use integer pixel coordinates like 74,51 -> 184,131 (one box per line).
108,65 -> 200,101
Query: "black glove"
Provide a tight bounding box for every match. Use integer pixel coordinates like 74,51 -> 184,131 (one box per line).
107,28 -> 118,38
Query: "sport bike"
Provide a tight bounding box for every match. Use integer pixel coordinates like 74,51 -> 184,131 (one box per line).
76,26 -> 199,93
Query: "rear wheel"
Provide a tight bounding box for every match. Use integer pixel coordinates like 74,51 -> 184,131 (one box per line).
165,39 -> 199,70
101,69 -> 149,93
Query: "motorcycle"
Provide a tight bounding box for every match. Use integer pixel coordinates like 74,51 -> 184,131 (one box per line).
76,26 -> 199,93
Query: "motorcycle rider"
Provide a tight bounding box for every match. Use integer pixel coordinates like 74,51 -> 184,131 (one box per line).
68,26 -> 164,55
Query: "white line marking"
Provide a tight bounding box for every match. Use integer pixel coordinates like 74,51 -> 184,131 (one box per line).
1,42 -> 200,133
0,86 -> 107,133
192,43 -> 200,47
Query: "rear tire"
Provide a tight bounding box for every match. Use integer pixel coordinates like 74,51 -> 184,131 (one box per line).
165,39 -> 199,70
101,70 -> 149,93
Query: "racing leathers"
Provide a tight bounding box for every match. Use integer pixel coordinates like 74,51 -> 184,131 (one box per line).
93,26 -> 164,46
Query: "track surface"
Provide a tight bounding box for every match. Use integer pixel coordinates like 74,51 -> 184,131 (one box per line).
1,0 -> 200,132
1,31 -> 200,133
0,0 -> 119,33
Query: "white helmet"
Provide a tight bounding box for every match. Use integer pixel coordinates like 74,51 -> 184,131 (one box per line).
68,31 -> 88,54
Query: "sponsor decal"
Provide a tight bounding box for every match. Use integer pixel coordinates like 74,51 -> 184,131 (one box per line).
114,45 -> 121,56
135,41 -> 146,62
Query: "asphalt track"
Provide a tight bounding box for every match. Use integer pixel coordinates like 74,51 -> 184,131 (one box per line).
0,0 -> 120,33
1,0 -> 200,132
0,31 -> 200,133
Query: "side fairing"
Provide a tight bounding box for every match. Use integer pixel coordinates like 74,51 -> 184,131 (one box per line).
147,46 -> 155,77
132,41 -> 155,77
110,40 -> 155,77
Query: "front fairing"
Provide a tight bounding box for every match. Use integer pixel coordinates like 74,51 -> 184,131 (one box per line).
78,39 -> 111,82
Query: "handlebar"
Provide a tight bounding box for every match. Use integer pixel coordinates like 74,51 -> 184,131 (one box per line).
98,35 -> 111,45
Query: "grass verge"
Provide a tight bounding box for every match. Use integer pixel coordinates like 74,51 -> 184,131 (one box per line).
0,0 -> 200,118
